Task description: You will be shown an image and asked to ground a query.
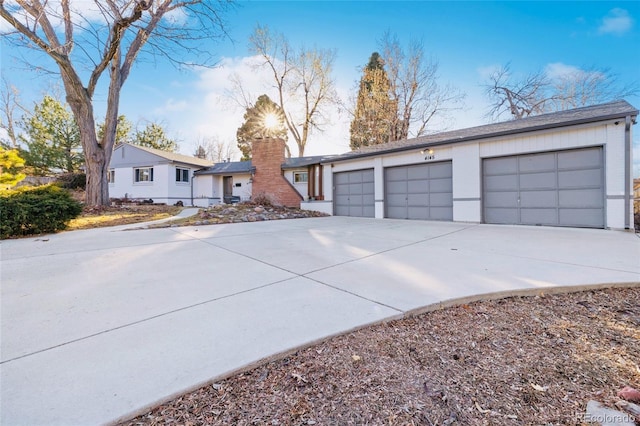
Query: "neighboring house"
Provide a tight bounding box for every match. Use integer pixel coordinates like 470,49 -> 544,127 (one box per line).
301,100 -> 637,230
108,143 -> 212,205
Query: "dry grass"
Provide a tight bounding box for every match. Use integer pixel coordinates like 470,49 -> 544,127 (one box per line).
122,287 -> 639,426
67,205 -> 181,230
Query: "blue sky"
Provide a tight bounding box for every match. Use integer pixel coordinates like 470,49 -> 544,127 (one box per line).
2,1 -> 640,173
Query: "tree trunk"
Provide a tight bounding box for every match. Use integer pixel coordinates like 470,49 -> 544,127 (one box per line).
63,79 -> 109,206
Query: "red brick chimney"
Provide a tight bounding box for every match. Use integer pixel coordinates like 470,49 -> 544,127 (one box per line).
251,137 -> 303,208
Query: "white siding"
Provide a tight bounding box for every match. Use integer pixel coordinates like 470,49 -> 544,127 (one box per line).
284,170 -> 309,199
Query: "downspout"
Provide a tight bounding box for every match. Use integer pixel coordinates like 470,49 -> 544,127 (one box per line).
190,171 -> 194,207
624,115 -> 632,229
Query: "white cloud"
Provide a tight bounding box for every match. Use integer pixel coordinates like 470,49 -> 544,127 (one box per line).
598,8 -> 634,36
476,64 -> 503,80
153,98 -> 188,115
545,62 -> 582,79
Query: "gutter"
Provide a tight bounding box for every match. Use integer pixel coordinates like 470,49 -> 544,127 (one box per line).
624,115 -> 632,229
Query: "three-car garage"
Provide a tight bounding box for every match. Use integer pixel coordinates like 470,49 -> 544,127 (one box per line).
323,101 -> 636,230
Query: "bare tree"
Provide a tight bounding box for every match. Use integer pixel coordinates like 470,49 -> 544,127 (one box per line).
0,77 -> 28,148
194,136 -> 238,163
0,1 -> 231,206
380,32 -> 465,141
485,63 -> 638,120
249,25 -> 339,157
484,64 -> 554,120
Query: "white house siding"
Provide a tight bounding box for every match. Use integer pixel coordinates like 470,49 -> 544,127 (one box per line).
109,164 -> 195,205
284,170 -> 310,200
192,174 -> 252,206
318,118 -> 633,229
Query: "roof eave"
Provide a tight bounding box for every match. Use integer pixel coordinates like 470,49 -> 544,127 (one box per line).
324,109 -> 638,164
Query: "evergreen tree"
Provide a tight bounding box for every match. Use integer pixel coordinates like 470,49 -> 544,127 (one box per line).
236,94 -> 287,161
19,96 -> 83,175
97,115 -> 133,146
132,122 -> 179,152
350,52 -> 396,150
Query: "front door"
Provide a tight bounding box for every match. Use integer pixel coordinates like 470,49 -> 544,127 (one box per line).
223,176 -> 233,203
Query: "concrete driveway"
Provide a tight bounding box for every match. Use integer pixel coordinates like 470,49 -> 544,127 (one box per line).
1,217 -> 639,425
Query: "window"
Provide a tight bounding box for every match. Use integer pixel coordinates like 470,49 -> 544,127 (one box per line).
293,171 -> 308,183
176,167 -> 189,183
108,169 -> 115,183
134,167 -> 154,182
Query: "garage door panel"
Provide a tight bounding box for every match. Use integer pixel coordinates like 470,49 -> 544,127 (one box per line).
558,148 -> 601,169
559,189 -> 604,208
485,208 -> 518,224
521,208 -> 557,225
407,180 -> 427,193
407,165 -> 429,180
519,152 -> 555,172
484,157 -> 517,175
483,147 -> 603,228
430,207 -> 453,220
407,207 -> 429,220
384,161 -> 452,221
386,180 -> 407,194
387,193 -> 406,206
484,191 -> 518,208
429,178 -> 453,192
408,193 -> 429,206
386,168 -> 406,181
520,190 -> 557,208
362,182 -> 375,194
429,163 -> 453,178
559,208 -> 603,227
558,169 -> 601,188
334,169 -> 375,218
485,174 -> 518,191
430,193 -> 453,207
519,172 -> 556,190
387,206 -> 406,218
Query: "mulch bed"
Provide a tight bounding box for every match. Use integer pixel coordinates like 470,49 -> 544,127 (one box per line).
121,286 -> 639,425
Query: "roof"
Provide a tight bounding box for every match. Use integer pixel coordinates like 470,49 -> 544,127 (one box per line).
282,155 -> 337,169
115,143 -> 213,167
327,100 -> 638,163
194,160 -> 254,175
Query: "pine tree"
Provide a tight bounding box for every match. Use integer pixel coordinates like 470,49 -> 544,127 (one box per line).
350,52 -> 396,150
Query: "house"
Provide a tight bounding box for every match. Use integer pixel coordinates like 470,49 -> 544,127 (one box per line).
108,143 -> 212,205
192,160 -> 254,206
193,137 -> 335,207
300,100 -> 638,230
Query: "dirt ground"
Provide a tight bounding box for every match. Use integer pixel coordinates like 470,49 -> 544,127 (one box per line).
121,286 -> 639,426
66,204 -> 182,230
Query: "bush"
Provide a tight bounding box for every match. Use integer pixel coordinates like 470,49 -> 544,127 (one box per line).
55,172 -> 86,190
250,192 -> 275,206
0,185 -> 83,238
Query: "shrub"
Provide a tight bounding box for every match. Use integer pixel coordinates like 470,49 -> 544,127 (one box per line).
55,172 -> 86,190
251,192 -> 274,206
0,185 -> 83,238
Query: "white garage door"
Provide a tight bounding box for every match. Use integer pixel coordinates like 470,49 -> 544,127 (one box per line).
483,147 -> 604,228
385,162 -> 453,220
333,169 -> 375,217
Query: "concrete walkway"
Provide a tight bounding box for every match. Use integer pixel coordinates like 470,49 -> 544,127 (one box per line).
1,217 -> 639,425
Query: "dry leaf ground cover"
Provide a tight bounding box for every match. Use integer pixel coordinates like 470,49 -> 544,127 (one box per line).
122,286 -> 639,426
66,204 -> 182,230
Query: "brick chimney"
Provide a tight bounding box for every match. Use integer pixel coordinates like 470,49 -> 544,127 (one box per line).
251,137 -> 303,208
